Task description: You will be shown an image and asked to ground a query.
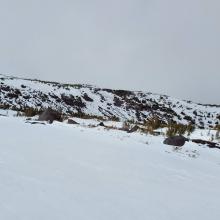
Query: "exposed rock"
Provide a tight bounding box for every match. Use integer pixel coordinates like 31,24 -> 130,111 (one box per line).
163,136 -> 188,147
99,122 -> 105,127
38,108 -> 62,123
191,139 -> 220,149
128,125 -> 139,133
67,119 -> 79,125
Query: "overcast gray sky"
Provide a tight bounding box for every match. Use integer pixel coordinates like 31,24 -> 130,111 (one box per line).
0,0 -> 219,104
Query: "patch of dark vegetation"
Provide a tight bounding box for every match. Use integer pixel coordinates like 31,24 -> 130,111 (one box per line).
61,94 -> 86,108
112,89 -> 134,97
114,96 -> 124,107
183,115 -> 195,124
0,103 -> 10,110
83,93 -> 93,102
23,95 -> 31,100
71,112 -> 106,121
7,92 -> 19,99
21,85 -> 26,89
22,77 -> 84,89
152,104 -> 159,110
135,111 -> 141,121
159,106 -> 178,116
193,110 -> 197,116
102,88 -> 112,93
197,103 -> 220,108
49,93 -> 60,100
0,85 -> 10,92
0,86 -> 22,100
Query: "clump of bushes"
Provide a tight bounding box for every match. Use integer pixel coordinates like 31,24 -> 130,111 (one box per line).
122,121 -> 132,131
216,131 -> 220,141
118,116 -> 165,135
71,112 -> 106,121
215,125 -> 220,131
109,115 -> 120,122
144,116 -> 164,129
0,103 -> 43,117
21,107 -> 42,117
71,112 -> 120,122
186,123 -> 196,135
142,116 -> 165,134
215,125 -> 220,141
166,122 -> 195,137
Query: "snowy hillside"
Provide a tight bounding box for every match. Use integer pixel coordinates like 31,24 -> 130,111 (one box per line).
0,74 -> 219,128
1,114 -> 220,220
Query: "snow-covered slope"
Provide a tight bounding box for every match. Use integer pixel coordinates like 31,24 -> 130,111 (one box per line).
0,74 -> 219,128
1,115 -> 220,220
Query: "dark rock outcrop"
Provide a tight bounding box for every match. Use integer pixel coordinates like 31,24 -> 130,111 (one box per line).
67,119 -> 79,125
99,122 -> 105,127
191,139 -> 220,149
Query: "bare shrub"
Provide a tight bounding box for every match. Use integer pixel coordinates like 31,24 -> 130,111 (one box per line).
22,107 -> 42,117
142,116 -> 165,134
166,123 -> 194,137
215,125 -> 220,142
122,121 -> 132,132
144,116 -> 164,130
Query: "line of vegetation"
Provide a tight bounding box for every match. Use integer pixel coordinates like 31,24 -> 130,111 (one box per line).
166,122 -> 195,137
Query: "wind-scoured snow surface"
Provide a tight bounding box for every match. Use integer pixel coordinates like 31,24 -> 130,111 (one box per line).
0,74 -> 219,128
1,115 -> 220,220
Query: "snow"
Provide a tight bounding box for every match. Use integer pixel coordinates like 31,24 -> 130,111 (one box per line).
1,115 -> 220,220
0,74 -> 219,127
0,109 -> 18,117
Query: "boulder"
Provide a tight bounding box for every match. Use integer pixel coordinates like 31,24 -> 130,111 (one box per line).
163,136 -> 188,147
67,119 -> 79,125
99,122 -> 105,127
38,108 -> 62,123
